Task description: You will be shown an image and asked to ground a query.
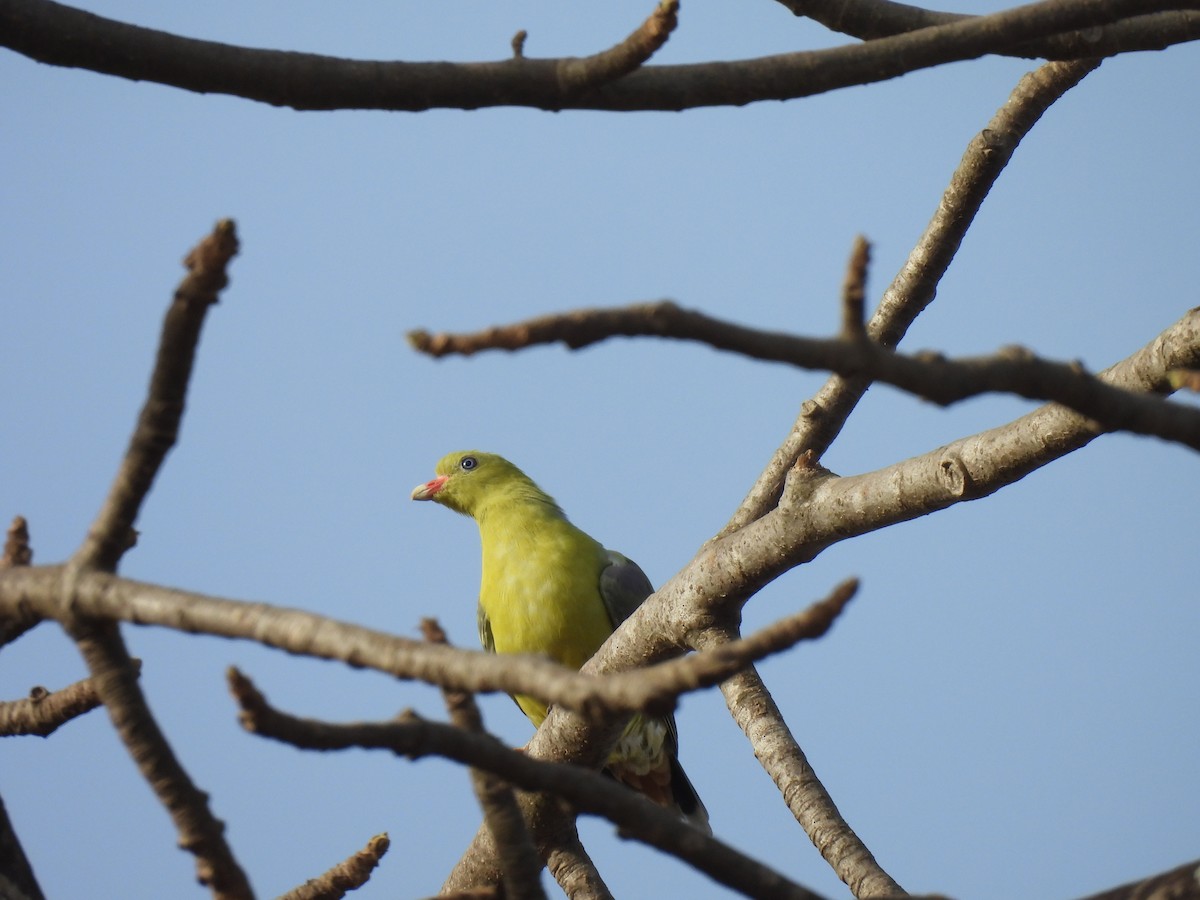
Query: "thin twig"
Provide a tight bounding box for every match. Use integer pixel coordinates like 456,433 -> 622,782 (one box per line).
0,661 -> 140,737
276,833 -> 391,900
1,516 -> 39,647
2,517 -> 32,569
410,302 -> 1200,451
840,236 -> 871,340
557,0 -> 679,95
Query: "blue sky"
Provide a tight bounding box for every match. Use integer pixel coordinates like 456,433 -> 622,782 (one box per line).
2,2 -> 1198,898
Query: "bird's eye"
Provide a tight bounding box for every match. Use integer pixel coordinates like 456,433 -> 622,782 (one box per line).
460,456 -> 478,471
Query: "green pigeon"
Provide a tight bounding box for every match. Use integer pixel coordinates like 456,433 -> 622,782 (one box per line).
412,450 -> 709,832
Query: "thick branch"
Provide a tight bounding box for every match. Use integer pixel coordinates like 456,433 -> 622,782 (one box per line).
410,303 -> 1200,452
0,0 -> 1193,111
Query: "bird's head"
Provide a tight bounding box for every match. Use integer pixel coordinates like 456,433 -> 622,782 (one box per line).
411,450 -> 553,518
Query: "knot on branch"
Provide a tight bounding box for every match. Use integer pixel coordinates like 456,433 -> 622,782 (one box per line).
938,452 -> 975,499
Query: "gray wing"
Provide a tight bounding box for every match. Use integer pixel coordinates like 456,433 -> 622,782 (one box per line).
478,602 -> 495,653
598,549 -> 681,749
598,549 -> 655,628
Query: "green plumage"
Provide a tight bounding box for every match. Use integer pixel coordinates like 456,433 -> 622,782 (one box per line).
412,450 -> 709,832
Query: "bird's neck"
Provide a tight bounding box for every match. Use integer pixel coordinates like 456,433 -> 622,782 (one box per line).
473,481 -> 569,539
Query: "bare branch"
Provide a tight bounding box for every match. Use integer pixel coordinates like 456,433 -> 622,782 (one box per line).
0,0 -> 1191,111
0,794 -> 46,900
0,566 -> 855,722
543,837 -> 615,900
1071,856 -> 1200,900
410,302 -> 1200,451
0,662 -> 140,737
73,219 -> 238,573
777,0 -> 1200,59
229,674 -> 833,900
443,581 -> 856,894
2,517 -> 32,569
420,620 -> 546,900
276,833 -> 390,900
556,0 -> 679,95
840,236 -> 871,340
723,57 -> 1101,534
66,621 -> 251,898
575,304 -> 1200,697
707,647 -> 903,898
33,220 -> 249,899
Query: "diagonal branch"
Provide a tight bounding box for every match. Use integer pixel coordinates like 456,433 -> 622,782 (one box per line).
724,57 -> 1101,534
703,641 -> 903,898
72,219 -> 238,573
276,833 -> 390,900
0,662 -> 139,737
67,621 -> 252,898
556,0 -> 679,95
56,221 -> 249,899
0,0 -> 1191,111
229,673 -> 833,900
0,794 -> 46,900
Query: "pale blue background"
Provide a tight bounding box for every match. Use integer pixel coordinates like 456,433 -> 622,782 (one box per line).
2,2 -> 1197,898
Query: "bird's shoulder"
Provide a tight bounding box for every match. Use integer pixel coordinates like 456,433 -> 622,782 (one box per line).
598,549 -> 654,627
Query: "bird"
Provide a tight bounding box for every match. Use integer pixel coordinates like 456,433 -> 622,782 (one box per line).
411,450 -> 709,833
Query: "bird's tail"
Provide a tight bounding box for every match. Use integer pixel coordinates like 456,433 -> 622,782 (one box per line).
668,755 -> 711,835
